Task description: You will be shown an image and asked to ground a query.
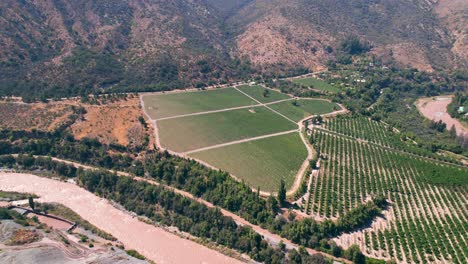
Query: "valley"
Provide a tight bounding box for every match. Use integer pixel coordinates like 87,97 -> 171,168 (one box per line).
0,1 -> 466,263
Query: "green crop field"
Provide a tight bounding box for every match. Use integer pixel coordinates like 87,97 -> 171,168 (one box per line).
142,87 -> 256,119
157,106 -> 297,152
269,99 -> 340,122
237,85 -> 291,103
189,132 -> 307,192
292,77 -> 340,92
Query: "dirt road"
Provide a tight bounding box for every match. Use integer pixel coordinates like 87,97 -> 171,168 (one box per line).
7,155 -> 350,263
140,87 -> 348,197
184,129 -> 299,155
0,172 -> 244,264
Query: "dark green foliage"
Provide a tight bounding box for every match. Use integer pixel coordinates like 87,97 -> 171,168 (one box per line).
339,36 -> 371,55
278,179 -> 286,207
126,249 -> 146,260
0,208 -> 13,220
77,169 -> 285,263
0,208 -> 28,226
337,198 -> 386,233
447,92 -> 467,121
28,197 -> 35,210
0,130 -> 394,262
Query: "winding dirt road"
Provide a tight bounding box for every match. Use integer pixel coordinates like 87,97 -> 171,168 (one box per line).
4,155 -> 350,263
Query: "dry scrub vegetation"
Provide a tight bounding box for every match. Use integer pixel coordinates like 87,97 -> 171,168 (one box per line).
70,96 -> 152,148
0,101 -> 75,131
0,95 -> 152,150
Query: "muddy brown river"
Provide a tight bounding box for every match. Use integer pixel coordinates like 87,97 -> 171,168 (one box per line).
0,173 -> 243,264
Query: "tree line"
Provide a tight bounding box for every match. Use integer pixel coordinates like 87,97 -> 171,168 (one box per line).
0,127 -> 388,263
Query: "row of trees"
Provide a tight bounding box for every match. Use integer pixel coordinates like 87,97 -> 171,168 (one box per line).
0,129 -> 384,263
0,154 -> 336,264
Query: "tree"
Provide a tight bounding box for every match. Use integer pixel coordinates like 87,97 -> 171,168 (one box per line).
449,125 -> 457,138
28,196 -> 35,211
263,89 -> 270,98
278,240 -> 286,251
292,99 -> 299,107
278,179 -> 286,207
345,244 -> 365,263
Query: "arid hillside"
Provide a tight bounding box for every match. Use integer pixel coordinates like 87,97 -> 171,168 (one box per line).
230,0 -> 467,72
0,95 -> 152,150
0,0 -> 465,98
434,0 -> 468,65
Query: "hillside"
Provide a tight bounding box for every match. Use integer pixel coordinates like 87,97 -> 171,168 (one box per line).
229,0 -> 466,72
0,0 -> 466,99
0,0 -> 241,99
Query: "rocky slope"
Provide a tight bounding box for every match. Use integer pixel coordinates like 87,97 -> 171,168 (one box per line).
230,0 -> 466,72
0,0 -> 465,98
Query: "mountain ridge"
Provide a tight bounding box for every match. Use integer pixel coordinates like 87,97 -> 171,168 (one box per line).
0,0 -> 465,98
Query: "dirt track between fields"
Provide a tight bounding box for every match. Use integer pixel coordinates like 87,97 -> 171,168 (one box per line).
140,85 -> 348,197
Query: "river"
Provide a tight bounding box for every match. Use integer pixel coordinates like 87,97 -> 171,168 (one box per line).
0,173 -> 243,264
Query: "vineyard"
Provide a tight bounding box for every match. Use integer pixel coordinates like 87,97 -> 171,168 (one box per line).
323,116 -> 464,165
304,116 -> 468,263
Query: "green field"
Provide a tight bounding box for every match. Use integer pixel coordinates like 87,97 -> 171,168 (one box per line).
189,132 -> 307,191
142,88 -> 256,119
157,106 -> 297,152
269,99 -> 340,122
292,77 -> 340,92
237,85 -> 291,103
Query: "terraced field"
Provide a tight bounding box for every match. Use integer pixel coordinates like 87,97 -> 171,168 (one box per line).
292,77 -> 340,93
304,116 -> 468,263
142,85 -> 341,192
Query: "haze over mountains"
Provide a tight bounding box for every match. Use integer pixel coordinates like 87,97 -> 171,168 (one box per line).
0,0 -> 466,97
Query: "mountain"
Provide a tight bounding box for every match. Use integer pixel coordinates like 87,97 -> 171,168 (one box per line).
0,0 -> 466,98
228,0 -> 466,72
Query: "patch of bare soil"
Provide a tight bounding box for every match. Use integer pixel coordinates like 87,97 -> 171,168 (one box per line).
36,215 -> 72,230
70,97 -> 151,148
0,95 -> 154,149
416,96 -> 467,136
0,101 -> 75,131
6,229 -> 40,245
0,219 -> 148,264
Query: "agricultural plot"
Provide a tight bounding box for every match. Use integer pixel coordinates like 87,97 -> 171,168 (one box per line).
157,106 -> 296,153
143,85 -> 340,192
292,77 -> 340,93
142,87 -> 256,119
305,116 -> 468,263
324,116 -> 463,164
189,132 -> 307,191
237,85 -> 291,103
269,99 -> 340,122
